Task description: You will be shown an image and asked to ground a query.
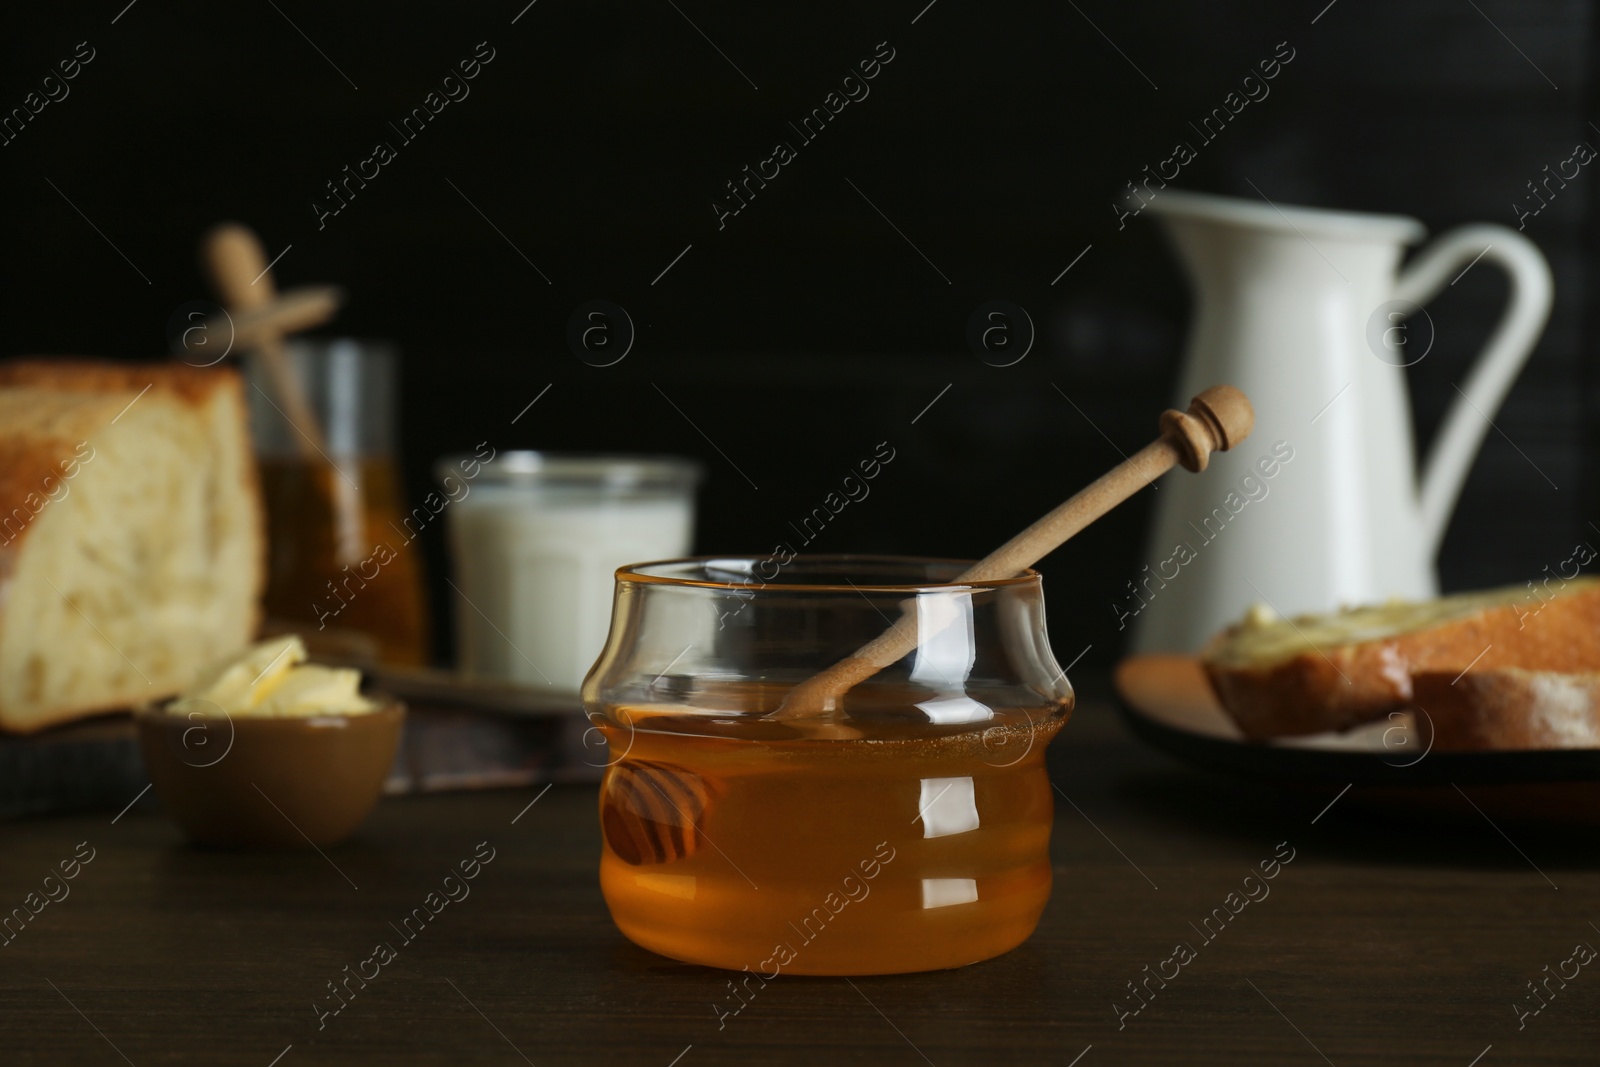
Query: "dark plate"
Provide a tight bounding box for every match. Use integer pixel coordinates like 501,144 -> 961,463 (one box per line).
1113,655 -> 1600,788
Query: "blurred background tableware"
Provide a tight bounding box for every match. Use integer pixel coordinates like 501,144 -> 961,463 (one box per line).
1131,191 -> 1552,652
247,339 -> 431,666
1113,655 -> 1600,824
196,220 -> 430,667
439,452 -> 701,693
134,699 -> 406,848
10,3 -> 1596,684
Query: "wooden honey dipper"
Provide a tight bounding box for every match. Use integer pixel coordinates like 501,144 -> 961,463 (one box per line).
202,223 -> 366,567
202,224 -> 329,455
601,385 -> 1253,868
776,384 -> 1255,720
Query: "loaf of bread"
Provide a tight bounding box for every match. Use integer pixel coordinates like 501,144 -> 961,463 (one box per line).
1202,579 -> 1600,740
1414,669 -> 1600,751
0,360 -> 263,733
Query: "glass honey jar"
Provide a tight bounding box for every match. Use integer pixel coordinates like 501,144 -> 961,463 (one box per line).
583,556 -> 1073,975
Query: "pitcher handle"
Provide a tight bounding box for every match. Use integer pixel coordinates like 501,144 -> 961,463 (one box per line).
1393,224 -> 1552,559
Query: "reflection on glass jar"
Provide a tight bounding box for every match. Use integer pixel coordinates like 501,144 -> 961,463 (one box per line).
584,556 -> 1073,975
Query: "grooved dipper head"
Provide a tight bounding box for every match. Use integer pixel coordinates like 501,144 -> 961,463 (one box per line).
1160,385 -> 1255,472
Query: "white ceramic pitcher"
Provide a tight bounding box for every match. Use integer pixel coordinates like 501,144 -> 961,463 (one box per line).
1128,189 -> 1552,653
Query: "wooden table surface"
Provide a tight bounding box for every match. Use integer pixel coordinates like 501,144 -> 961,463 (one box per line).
3,676 -> 1596,1066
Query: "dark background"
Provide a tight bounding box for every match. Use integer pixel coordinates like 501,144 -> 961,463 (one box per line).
1,0 -> 1594,667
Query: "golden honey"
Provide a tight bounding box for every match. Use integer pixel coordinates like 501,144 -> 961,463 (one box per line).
258,457 -> 430,666
598,694 -> 1064,975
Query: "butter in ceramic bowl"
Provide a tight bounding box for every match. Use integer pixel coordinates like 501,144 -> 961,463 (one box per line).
136,635 -> 404,848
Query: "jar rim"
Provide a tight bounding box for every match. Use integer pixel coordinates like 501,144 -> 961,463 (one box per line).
434,451 -> 703,490
615,554 -> 1042,593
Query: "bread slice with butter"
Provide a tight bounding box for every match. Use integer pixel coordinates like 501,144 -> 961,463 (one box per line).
1202,579 -> 1600,740
1413,669 -> 1600,751
0,360 -> 263,733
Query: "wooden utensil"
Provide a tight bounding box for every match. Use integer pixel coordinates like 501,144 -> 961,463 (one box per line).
201,223 -> 365,566
600,759 -> 714,866
202,224 -> 328,455
176,285 -> 344,360
601,386 -> 1254,869
776,384 -> 1255,720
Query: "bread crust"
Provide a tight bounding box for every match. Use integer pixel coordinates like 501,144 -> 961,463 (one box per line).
1204,582 -> 1600,740
0,358 -> 238,403
0,359 -> 265,734
1414,669 -> 1600,751
0,360 -> 255,545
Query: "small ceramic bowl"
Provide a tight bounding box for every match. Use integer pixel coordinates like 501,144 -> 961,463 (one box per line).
135,699 -> 405,848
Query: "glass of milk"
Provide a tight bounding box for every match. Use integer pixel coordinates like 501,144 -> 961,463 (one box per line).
436,452 -> 701,694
